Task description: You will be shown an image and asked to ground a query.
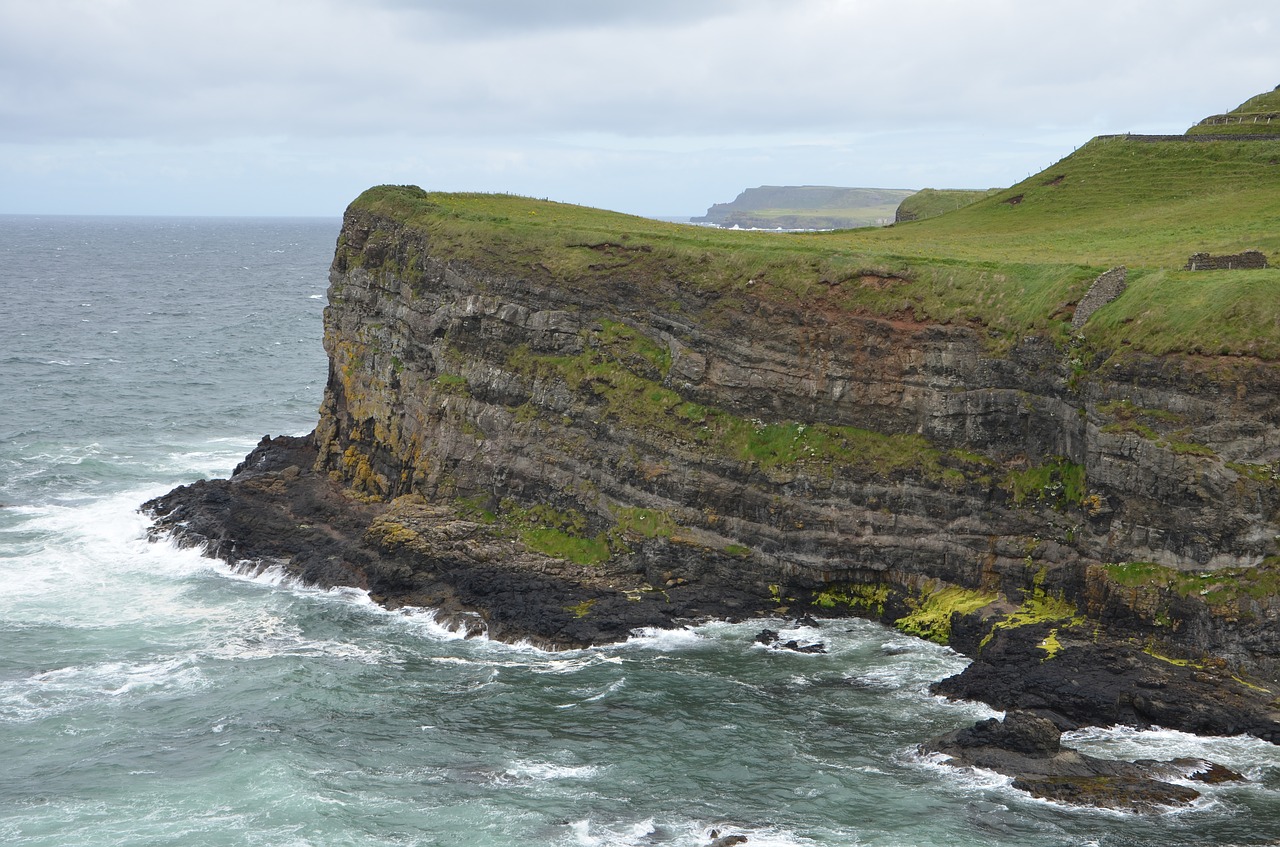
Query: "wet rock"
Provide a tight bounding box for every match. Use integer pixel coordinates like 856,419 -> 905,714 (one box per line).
753,629 -> 826,653
1010,773 -> 1200,810
924,711 -> 1242,811
950,711 -> 1061,756
931,625 -> 1280,741
144,435 -> 777,649
1188,761 -> 1246,784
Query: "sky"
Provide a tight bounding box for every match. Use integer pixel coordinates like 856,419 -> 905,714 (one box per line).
1,0 -> 1277,219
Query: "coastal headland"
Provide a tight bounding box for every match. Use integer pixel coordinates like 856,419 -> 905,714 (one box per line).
148,89 -> 1280,769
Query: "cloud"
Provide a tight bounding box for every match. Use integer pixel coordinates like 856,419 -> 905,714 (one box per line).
0,0 -> 1276,215
397,0 -> 749,34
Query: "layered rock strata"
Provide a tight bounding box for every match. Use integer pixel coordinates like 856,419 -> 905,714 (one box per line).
147,188 -> 1280,741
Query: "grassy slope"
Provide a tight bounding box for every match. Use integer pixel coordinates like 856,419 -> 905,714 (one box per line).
895,188 -> 1000,222
862,137 -> 1280,264
1187,86 -> 1280,137
353,129 -> 1280,360
858,135 -> 1280,357
1231,88 -> 1280,113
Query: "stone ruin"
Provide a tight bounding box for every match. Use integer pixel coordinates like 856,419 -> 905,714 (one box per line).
1184,250 -> 1269,271
1071,266 -> 1127,330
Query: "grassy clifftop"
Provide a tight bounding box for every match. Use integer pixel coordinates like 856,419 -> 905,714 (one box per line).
1187,85 -> 1280,137
863,135 -> 1280,264
351,89 -> 1280,361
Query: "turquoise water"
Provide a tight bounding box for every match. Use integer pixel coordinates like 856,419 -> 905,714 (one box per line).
4,215 -> 1280,846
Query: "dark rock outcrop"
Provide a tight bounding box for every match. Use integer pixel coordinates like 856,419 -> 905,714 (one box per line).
925,711 -> 1243,811
145,436 -> 778,649
934,625 -> 1280,741
754,629 -> 827,653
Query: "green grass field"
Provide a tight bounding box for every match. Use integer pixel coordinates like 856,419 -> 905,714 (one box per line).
862,137 -> 1280,265
351,94 -> 1280,362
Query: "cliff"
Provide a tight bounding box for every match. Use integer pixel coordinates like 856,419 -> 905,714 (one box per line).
147,106 -> 1280,739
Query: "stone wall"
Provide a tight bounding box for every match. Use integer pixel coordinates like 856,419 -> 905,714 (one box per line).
1184,250 -> 1269,271
1071,266 -> 1127,330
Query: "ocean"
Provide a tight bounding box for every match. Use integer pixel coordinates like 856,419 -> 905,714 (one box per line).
3,215 -> 1280,846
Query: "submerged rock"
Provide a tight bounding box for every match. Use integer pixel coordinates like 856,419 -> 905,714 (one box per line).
924,711 -> 1244,811
753,629 -> 827,653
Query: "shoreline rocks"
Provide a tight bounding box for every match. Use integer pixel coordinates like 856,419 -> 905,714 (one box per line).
143,434 -> 781,650
923,711 -> 1244,811
143,434 -> 1280,748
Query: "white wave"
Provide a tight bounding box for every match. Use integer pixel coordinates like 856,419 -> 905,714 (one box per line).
0,655 -> 207,722
567,818 -> 660,847
566,817 -> 822,847
582,677 -> 626,702
395,606 -> 493,643
1064,724 -> 1280,783
532,654 -> 624,675
0,491 -> 223,625
846,641 -> 977,703
505,760 -> 600,781
196,549 -> 394,620
202,613 -> 391,666
619,625 -> 706,651
153,447 -> 252,479
429,651 -> 625,688
909,747 -> 1018,793
557,677 -> 627,710
21,442 -> 104,466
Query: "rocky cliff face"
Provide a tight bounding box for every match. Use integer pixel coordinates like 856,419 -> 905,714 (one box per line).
147,189 -> 1280,738
318,208 -> 1278,572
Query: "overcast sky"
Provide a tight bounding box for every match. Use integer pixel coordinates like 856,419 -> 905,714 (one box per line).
1,0 -> 1276,218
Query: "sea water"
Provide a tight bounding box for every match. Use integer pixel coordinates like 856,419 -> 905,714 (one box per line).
3,215 -> 1280,846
